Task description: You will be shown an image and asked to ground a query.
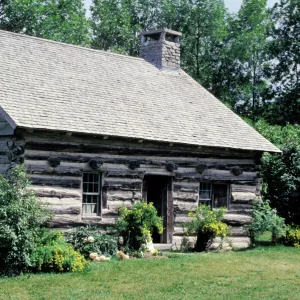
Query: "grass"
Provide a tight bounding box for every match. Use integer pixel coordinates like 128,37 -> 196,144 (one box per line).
0,246 -> 300,300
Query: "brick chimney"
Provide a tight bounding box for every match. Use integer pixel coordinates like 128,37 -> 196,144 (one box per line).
139,28 -> 182,71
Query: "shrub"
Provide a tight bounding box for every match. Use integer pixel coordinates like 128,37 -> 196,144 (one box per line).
0,166 -> 51,275
245,200 -> 286,245
65,226 -> 118,258
280,225 -> 300,248
116,202 -> 163,252
31,230 -> 88,272
185,204 -> 229,252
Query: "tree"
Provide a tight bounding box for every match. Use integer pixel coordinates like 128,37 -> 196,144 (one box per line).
224,0 -> 271,118
0,0 -> 90,46
161,0 -> 230,98
268,0 -> 300,125
249,119 -> 300,225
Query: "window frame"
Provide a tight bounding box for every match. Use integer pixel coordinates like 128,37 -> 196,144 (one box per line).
82,172 -> 102,216
199,181 -> 230,209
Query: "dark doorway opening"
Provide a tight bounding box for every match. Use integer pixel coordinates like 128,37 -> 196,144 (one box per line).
143,175 -> 173,243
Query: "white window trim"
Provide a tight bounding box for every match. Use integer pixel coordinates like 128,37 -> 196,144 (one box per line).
82,172 -> 102,216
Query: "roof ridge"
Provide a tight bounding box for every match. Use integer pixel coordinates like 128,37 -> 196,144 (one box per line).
0,29 -> 144,62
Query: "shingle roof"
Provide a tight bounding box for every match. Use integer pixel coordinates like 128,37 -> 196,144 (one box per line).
0,30 -> 280,153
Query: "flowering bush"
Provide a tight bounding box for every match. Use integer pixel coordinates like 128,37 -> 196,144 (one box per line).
185,204 -> 229,252
116,202 -> 163,252
280,225 -> 300,248
245,200 -> 286,245
65,226 -> 118,259
31,230 -> 88,272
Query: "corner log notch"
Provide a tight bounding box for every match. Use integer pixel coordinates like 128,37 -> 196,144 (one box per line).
12,129 -> 261,248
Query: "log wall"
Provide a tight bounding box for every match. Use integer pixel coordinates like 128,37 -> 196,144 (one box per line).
9,130 -> 262,248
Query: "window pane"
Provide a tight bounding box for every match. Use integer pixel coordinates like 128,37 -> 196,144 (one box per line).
82,172 -> 101,215
199,182 -> 212,200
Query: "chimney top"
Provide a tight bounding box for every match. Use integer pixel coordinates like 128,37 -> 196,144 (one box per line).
139,28 -> 182,71
139,28 -> 182,37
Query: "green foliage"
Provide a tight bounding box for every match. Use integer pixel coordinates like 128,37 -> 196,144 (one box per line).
280,225 -> 300,248
90,0 -> 144,55
261,145 -> 300,225
185,204 -> 229,252
116,202 -> 163,252
245,200 -> 286,245
31,230 -> 88,272
246,120 -> 300,226
267,0 -> 300,125
65,226 -> 118,258
0,0 -> 90,46
0,166 -> 51,275
247,119 -> 300,148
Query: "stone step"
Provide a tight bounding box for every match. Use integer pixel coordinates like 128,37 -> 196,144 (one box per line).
153,243 -> 173,251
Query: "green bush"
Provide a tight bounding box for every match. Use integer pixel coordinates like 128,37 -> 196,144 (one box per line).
0,166 -> 51,275
65,226 -> 118,258
280,225 -> 300,248
116,202 -> 163,252
31,230 -> 88,272
185,204 -> 229,252
261,145 -> 300,225
246,119 -> 300,225
245,200 -> 286,245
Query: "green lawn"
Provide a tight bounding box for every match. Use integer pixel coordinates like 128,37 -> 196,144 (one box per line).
0,246 -> 300,300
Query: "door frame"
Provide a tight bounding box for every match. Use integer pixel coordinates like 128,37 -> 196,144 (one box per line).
142,175 -> 173,244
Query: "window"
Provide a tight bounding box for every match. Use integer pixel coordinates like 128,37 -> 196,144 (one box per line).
199,182 -> 228,208
82,173 -> 101,216
199,182 -> 212,203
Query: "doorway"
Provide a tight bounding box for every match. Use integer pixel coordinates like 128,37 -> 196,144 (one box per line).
143,175 -> 173,243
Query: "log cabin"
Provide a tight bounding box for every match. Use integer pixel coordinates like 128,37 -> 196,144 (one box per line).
0,28 -> 280,249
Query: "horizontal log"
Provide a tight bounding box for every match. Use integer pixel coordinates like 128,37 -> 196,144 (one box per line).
176,170 -> 258,182
231,184 -> 257,193
228,204 -> 252,215
0,163 -> 10,174
210,237 -> 251,250
25,149 -> 256,165
231,192 -> 257,204
173,191 -> 198,202
172,236 -> 197,249
105,170 -> 143,179
40,196 -> 81,206
30,186 -> 81,199
174,214 -> 192,224
222,214 -> 252,226
230,226 -> 248,237
29,175 -> 81,188
107,190 -> 142,201
174,201 -> 197,214
103,179 -> 142,191
0,155 -> 10,164
49,206 -> 81,215
24,136 -> 257,157
173,226 -> 186,236
51,214 -> 118,228
173,182 -> 199,193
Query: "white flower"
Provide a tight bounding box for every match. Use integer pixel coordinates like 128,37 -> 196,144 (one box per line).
87,236 -> 95,243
